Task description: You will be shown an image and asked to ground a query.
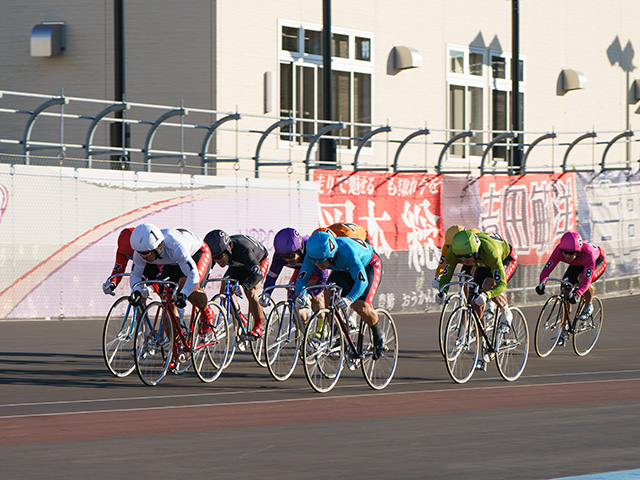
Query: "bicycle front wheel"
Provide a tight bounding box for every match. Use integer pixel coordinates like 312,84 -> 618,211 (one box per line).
192,301 -> 228,383
249,312 -> 268,368
573,296 -> 603,356
444,305 -> 479,384
361,308 -> 398,390
534,295 -> 564,357
438,294 -> 463,357
496,307 -> 529,382
265,301 -> 301,382
211,293 -> 236,369
134,301 -> 172,386
303,308 -> 344,393
102,296 -> 137,377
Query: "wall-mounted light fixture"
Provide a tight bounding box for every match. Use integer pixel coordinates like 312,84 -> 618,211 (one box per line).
392,45 -> 422,70
561,68 -> 587,91
632,79 -> 640,103
31,22 -> 66,57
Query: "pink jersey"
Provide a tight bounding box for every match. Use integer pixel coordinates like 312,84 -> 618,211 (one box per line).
539,240 -> 602,296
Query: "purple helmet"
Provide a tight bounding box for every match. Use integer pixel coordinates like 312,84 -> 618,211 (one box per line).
273,227 -> 303,255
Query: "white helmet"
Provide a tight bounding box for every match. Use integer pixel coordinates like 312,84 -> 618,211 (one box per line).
130,223 -> 164,252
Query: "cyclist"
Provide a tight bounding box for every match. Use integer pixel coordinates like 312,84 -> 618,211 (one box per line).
128,224 -> 214,334
436,229 -> 518,370
101,227 -> 161,298
432,225 -> 478,289
294,230 -> 386,359
204,229 -> 269,339
535,231 -> 606,343
260,227 -> 329,321
314,221 -> 372,245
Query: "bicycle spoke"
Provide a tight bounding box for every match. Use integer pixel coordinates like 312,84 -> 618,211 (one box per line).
496,307 -> 529,381
534,295 -> 564,357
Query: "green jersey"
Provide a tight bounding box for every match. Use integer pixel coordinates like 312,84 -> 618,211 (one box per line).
439,232 -> 512,299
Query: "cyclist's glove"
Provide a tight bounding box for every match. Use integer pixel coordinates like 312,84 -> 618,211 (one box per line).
295,293 -> 310,309
432,277 -> 441,290
336,297 -> 352,312
174,292 -> 187,309
435,292 -> 445,306
568,293 -> 579,304
473,292 -> 488,307
102,281 -> 116,296
535,284 -> 546,296
258,293 -> 271,308
139,285 -> 153,299
128,290 -> 142,307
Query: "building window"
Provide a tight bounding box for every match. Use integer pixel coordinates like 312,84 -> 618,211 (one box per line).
279,21 -> 373,149
447,45 -> 525,160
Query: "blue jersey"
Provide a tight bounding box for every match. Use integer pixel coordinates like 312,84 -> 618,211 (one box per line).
295,236 -> 373,302
263,235 -> 329,290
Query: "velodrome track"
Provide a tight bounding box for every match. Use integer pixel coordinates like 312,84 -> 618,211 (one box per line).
0,295 -> 638,479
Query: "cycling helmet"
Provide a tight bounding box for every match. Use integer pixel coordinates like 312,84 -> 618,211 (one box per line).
328,222 -> 367,241
273,227 -> 303,255
444,224 -> 465,246
312,226 -> 336,237
130,224 -> 164,252
204,229 -> 232,257
117,228 -> 134,256
306,231 -> 338,260
451,230 -> 481,257
559,231 -> 583,252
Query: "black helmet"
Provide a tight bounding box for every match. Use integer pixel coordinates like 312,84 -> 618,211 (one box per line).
204,229 -> 231,257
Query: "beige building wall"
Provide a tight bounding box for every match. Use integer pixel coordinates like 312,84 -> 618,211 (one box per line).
1,1 -> 639,176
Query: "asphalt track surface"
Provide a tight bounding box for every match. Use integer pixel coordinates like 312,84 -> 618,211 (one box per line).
0,295 -> 638,480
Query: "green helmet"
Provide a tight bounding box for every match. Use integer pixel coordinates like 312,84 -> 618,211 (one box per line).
451,230 -> 481,257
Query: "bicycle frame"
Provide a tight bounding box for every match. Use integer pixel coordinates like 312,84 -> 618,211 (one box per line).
540,277 -> 578,330
207,277 -> 249,334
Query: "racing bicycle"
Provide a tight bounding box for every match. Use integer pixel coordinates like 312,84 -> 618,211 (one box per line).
442,279 -> 529,383
133,279 -> 229,386
302,284 -> 398,393
437,272 -> 474,357
534,277 -> 604,357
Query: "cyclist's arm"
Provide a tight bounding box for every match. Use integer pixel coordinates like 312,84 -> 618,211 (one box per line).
242,262 -> 265,291
177,256 -> 201,297
262,255 -> 283,290
539,247 -> 561,284
344,259 -> 368,303
434,245 -> 448,278
109,251 -> 130,287
437,249 -> 459,292
575,250 -> 599,297
129,254 -> 147,292
483,253 -> 507,299
294,258 -> 315,296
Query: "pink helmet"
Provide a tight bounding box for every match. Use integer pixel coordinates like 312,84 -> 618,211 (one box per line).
559,231 -> 583,252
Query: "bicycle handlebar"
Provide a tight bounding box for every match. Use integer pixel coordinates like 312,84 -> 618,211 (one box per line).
106,272 -> 129,283
440,279 -> 480,296
540,277 -> 577,293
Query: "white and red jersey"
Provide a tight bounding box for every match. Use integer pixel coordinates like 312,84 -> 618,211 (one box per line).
130,228 -> 205,297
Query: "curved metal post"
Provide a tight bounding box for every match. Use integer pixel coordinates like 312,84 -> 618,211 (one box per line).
562,132 -> 597,172
305,122 -> 344,180
84,103 -> 129,167
480,132 -> 515,176
521,132 -> 557,174
392,128 -> 430,173
200,113 -> 241,174
253,118 -> 293,178
143,108 -> 188,171
22,96 -> 69,163
353,126 -> 391,171
436,131 -> 473,174
601,131 -> 634,171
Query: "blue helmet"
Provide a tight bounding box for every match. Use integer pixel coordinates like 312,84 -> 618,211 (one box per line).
306,231 -> 338,260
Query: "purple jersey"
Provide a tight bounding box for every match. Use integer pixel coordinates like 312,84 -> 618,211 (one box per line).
539,240 -> 603,297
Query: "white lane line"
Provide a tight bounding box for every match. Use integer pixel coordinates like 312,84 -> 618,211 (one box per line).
0,376 -> 638,420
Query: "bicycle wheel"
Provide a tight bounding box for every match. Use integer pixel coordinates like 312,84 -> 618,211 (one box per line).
191,301 -> 228,383
211,293 -> 236,369
303,308 -> 344,393
573,296 -> 603,356
361,308 -> 398,390
102,296 -> 137,377
495,307 -> 529,381
265,301 -> 301,381
534,295 -> 564,357
249,309 -> 268,368
134,301 -> 172,386
170,309 -> 193,375
444,305 -> 479,384
438,293 -> 463,357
